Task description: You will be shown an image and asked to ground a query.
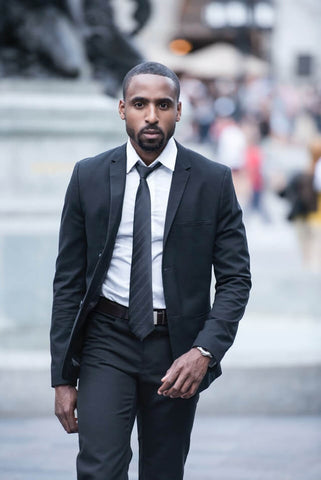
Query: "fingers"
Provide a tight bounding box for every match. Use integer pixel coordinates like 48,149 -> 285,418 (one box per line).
157,367 -> 198,399
158,377 -> 199,399
180,380 -> 199,399
158,371 -> 188,398
55,385 -> 78,434
158,349 -> 210,399
157,371 -> 178,395
56,407 -> 78,434
164,376 -> 199,399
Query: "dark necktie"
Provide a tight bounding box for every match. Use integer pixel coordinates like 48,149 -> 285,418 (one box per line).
128,161 -> 161,340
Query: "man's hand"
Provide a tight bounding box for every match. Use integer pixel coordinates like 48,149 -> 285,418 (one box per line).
158,348 -> 210,399
55,385 -> 78,434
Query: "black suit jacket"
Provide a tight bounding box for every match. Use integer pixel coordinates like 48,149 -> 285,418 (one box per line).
50,142 -> 251,390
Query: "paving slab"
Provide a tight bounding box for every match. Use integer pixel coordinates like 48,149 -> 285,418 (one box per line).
0,415 -> 320,480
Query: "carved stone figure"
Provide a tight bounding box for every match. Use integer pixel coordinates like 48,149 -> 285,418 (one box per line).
0,0 -> 151,96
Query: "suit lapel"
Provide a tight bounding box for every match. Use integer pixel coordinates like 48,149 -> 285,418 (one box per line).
106,144 -> 127,241
163,143 -> 191,247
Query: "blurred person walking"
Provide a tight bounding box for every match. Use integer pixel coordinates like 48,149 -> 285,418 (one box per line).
243,118 -> 270,222
304,138 -> 321,271
50,62 -> 251,480
215,110 -> 247,202
279,137 -> 321,271
180,76 -> 214,143
192,93 -> 215,143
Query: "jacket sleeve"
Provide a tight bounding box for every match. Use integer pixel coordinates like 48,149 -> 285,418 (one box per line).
193,167 -> 251,363
50,162 -> 87,386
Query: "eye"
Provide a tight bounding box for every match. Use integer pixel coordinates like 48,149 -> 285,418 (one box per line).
159,102 -> 170,110
134,101 -> 144,108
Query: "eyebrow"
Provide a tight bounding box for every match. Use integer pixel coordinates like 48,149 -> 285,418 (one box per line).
130,96 -> 175,105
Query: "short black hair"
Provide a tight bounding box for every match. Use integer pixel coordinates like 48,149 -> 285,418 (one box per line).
122,62 -> 180,101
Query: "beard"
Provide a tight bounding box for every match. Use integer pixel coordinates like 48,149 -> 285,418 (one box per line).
138,133 -> 165,151
126,124 -> 175,152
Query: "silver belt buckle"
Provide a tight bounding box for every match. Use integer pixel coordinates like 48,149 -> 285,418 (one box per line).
153,311 -> 158,325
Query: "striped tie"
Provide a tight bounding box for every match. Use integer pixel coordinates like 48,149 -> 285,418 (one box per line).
128,162 -> 161,340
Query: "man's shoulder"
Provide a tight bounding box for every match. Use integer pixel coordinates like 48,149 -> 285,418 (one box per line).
77,143 -> 126,170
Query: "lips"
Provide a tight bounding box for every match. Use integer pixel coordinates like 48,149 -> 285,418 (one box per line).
140,129 -> 163,144
142,129 -> 161,136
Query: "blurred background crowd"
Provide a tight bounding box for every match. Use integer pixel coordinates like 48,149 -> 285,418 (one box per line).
179,73 -> 321,271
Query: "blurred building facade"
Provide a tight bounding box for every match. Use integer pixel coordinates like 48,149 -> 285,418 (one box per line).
272,0 -> 321,83
136,0 -> 321,85
173,0 -> 274,58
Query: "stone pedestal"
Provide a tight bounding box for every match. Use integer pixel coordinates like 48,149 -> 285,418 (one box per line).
0,80 -> 125,336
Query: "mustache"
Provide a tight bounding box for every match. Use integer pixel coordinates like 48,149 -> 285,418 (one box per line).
139,126 -> 164,135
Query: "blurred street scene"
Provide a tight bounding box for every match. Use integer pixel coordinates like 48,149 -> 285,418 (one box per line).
0,0 -> 321,479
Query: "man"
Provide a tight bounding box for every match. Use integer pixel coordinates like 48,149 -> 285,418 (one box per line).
50,61 -> 251,480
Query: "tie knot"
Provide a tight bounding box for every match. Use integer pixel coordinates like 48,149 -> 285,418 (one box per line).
135,162 -> 161,179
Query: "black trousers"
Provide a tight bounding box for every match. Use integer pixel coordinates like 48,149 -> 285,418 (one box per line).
77,311 -> 199,480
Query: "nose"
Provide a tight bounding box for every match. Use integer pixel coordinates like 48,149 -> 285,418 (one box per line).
145,104 -> 158,124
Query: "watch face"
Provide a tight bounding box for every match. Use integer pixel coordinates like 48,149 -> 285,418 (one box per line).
197,346 -> 212,357
197,347 -> 212,358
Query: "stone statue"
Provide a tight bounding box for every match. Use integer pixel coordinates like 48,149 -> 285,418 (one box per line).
0,0 -> 151,96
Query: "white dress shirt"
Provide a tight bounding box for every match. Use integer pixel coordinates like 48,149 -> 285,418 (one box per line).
101,137 -> 177,308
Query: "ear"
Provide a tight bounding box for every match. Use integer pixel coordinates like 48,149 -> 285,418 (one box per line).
119,100 -> 126,120
176,101 -> 182,122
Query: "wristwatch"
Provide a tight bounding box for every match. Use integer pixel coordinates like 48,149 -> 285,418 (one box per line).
195,346 -> 213,359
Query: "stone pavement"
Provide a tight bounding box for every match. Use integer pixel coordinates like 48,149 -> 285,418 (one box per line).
0,415 -> 320,480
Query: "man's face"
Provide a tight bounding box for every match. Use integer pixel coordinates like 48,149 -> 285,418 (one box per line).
119,74 -> 181,161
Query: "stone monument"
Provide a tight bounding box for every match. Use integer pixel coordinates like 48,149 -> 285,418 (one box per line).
0,0 -> 151,96
0,0 -> 151,348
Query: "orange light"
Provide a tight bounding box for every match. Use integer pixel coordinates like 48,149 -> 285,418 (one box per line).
169,39 -> 193,56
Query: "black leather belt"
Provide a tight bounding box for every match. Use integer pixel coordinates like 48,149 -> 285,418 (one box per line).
94,297 -> 167,326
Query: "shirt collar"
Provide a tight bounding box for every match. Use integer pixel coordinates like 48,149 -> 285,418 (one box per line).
126,137 -> 177,174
